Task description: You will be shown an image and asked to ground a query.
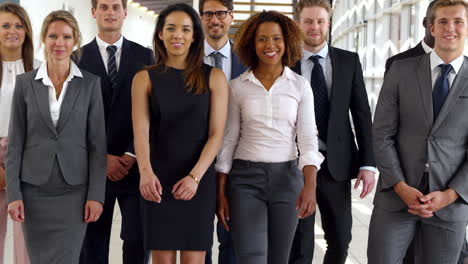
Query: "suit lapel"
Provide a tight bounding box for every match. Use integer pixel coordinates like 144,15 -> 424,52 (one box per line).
416,55 -> 434,128
431,57 -> 468,133
86,39 -> 108,78
328,47 -> 339,116
31,78 -> 57,136
56,77 -> 82,132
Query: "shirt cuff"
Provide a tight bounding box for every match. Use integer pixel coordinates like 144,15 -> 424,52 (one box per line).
359,166 -> 377,173
298,151 -> 325,171
124,152 -> 136,158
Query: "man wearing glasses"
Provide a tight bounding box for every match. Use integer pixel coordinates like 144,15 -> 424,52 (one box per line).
199,0 -> 247,263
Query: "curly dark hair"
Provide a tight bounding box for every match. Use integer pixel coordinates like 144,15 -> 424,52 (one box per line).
234,11 -> 303,69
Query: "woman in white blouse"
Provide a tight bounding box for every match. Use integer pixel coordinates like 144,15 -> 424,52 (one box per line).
215,11 -> 324,264
0,3 -> 36,264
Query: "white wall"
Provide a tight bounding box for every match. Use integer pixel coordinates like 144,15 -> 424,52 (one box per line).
19,0 -> 156,60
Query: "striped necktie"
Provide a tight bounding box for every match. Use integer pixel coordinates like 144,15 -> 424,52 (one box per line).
106,45 -> 118,87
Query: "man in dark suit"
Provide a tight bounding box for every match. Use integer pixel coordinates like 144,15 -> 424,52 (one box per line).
198,1 -> 247,263
289,0 -> 375,263
384,0 -> 438,76
369,1 -> 468,263
78,0 -> 154,263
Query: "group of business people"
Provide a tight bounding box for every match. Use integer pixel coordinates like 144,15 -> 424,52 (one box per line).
0,0 -> 467,264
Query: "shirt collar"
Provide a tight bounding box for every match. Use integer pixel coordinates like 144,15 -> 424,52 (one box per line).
204,39 -> 231,59
35,60 -> 83,86
421,40 -> 433,54
302,44 -> 329,62
430,50 -> 464,75
240,66 -> 296,83
96,34 -> 124,51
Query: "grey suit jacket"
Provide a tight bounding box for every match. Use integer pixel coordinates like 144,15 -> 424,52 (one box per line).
373,54 -> 468,222
6,68 -> 107,204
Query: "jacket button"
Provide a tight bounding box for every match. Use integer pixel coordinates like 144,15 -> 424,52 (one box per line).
428,136 -> 434,141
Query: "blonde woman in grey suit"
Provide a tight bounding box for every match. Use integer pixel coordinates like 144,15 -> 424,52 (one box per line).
5,10 -> 106,264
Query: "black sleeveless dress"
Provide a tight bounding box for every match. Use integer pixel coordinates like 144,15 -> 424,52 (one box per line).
142,64 -> 216,251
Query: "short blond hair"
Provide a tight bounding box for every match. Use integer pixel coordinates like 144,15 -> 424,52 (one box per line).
295,0 -> 332,20
40,10 -> 82,58
430,0 -> 468,24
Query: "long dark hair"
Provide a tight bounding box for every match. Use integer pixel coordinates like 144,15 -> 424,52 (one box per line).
150,3 -> 206,94
0,3 -> 34,84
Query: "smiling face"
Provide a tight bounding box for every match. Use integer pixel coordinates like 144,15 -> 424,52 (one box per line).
430,4 -> 468,57
92,0 -> 127,33
159,11 -> 194,59
298,6 -> 330,51
201,0 -> 233,41
0,12 -> 25,51
44,20 -> 75,62
254,22 -> 285,67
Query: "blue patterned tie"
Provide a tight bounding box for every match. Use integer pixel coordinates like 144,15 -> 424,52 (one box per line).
433,64 -> 453,120
210,51 -> 223,70
106,45 -> 118,88
310,55 -> 329,141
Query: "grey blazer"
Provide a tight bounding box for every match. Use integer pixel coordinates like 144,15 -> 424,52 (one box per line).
373,54 -> 468,222
5,68 -> 107,204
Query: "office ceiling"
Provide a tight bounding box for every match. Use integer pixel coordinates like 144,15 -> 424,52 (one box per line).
133,0 -> 194,14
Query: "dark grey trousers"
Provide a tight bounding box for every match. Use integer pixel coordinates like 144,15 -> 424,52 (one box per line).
368,206 -> 466,264
228,159 -> 304,264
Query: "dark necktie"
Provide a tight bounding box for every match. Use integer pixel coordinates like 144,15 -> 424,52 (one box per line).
310,55 -> 329,141
210,51 -> 223,70
106,45 -> 118,87
433,64 -> 453,119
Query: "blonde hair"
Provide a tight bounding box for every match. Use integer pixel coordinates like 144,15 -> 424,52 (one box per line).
40,10 -> 82,58
430,0 -> 468,24
295,0 -> 332,20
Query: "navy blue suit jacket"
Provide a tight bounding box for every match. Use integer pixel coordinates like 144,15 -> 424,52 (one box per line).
75,38 -> 154,189
230,48 -> 247,80
77,38 -> 154,157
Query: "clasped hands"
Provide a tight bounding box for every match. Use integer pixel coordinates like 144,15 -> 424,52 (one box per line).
394,181 -> 459,218
107,154 -> 136,181
139,170 -> 198,203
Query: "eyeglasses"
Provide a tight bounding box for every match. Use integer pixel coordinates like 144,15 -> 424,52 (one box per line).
201,10 -> 231,20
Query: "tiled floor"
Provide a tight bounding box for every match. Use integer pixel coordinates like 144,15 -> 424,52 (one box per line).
4,179 -> 374,263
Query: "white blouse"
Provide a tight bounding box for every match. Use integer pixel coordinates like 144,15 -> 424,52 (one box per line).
215,67 -> 324,173
35,61 -> 83,127
0,59 -> 40,137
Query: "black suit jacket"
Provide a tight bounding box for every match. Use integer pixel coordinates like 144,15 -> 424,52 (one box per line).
384,42 -> 426,76
76,38 -> 154,157
292,46 -> 375,181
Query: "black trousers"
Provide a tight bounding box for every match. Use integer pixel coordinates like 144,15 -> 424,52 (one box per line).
79,168 -> 149,264
289,161 -> 352,264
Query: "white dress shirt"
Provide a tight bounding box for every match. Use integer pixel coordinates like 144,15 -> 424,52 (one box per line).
421,40 -> 433,54
203,39 -> 232,80
0,59 -> 41,137
35,61 -> 83,126
215,67 -> 324,173
430,50 -> 464,89
96,34 -> 124,73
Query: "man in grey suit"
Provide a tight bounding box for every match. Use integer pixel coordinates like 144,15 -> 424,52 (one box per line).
369,0 -> 468,263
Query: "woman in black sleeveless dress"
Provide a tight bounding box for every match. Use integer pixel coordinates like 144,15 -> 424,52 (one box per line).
131,3 -> 228,264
